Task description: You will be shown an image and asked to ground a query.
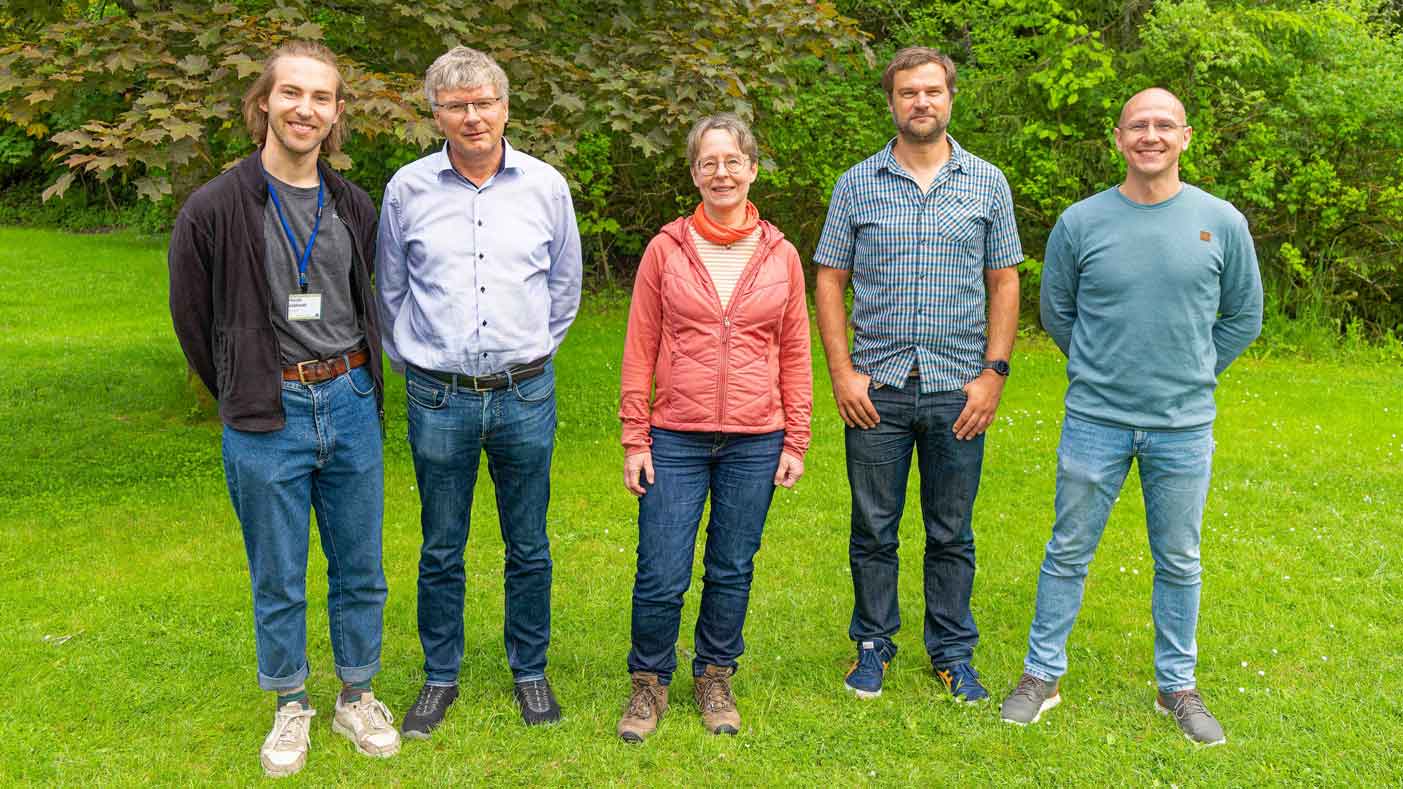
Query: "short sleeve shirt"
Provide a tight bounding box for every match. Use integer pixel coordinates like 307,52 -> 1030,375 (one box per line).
813,136 -> 1023,392
263,174 -> 363,364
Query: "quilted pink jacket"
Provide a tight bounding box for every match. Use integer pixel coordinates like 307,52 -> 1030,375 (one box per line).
619,216 -> 813,458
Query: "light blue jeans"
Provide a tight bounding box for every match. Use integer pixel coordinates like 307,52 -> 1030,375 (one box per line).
222,365 -> 387,691
1023,414 -> 1214,693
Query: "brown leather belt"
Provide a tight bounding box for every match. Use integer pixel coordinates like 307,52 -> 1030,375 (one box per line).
282,348 -> 370,384
413,356 -> 550,392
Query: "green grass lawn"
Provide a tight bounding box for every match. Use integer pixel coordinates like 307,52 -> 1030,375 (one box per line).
1,226 -> 1399,786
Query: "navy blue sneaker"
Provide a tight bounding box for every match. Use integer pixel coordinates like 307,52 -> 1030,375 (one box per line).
844,641 -> 891,699
934,662 -> 989,703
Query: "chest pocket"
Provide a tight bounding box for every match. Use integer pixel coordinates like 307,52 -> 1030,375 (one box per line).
939,191 -> 988,263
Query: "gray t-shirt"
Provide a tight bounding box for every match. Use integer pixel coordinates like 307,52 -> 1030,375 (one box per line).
263,174 -> 364,364
1039,185 -> 1264,430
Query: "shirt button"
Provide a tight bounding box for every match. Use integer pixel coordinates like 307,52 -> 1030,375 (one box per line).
481,320 -> 487,326
480,286 -> 486,293
477,220 -> 483,226
478,253 -> 484,259
482,352 -> 488,358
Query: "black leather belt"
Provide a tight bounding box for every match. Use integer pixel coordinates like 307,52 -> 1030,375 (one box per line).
413,356 -> 550,392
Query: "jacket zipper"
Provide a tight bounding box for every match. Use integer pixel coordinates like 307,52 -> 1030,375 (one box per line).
681,228 -> 775,429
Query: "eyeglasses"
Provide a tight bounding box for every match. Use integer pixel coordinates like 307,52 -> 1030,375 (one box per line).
433,97 -> 503,117
695,156 -> 749,177
1121,121 -> 1186,135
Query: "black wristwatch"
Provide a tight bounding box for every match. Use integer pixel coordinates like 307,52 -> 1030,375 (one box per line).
982,359 -> 1010,377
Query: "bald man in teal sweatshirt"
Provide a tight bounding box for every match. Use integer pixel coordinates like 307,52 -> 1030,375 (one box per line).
1000,88 -> 1262,747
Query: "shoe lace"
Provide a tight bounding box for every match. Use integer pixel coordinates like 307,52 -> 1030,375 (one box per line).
346,695 -> 395,731
520,680 -> 551,711
414,685 -> 448,716
364,697 -> 395,729
1170,690 -> 1212,721
699,674 -> 733,713
271,706 -> 315,749
1010,673 -> 1044,702
951,663 -> 980,691
854,646 -> 882,675
626,679 -> 663,719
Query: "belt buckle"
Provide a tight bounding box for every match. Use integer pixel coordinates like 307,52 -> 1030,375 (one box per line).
296,359 -> 317,385
469,374 -> 494,393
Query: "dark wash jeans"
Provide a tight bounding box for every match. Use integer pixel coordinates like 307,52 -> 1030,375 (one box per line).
627,428 -> 784,684
221,365 -> 387,691
405,363 -> 556,684
845,382 -> 984,666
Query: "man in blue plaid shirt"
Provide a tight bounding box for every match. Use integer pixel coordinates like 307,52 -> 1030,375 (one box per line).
815,46 -> 1023,703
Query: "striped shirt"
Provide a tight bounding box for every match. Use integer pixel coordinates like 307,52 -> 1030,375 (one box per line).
689,226 -> 760,310
814,136 -> 1023,393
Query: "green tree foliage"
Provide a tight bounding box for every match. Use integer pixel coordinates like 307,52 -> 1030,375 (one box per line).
0,0 -> 871,258
3,1 -> 1402,334
826,0 -> 1403,333
1131,0 -> 1403,330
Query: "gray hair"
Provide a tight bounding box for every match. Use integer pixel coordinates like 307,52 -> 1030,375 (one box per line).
424,46 -> 510,106
685,113 -> 759,167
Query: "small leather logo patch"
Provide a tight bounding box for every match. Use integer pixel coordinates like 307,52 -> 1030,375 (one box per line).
1200,230 -> 1212,242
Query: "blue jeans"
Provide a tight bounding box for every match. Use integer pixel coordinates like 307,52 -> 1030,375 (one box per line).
846,383 -> 984,666
221,365 -> 387,692
628,428 -> 783,684
1023,414 -> 1214,692
405,363 -> 556,684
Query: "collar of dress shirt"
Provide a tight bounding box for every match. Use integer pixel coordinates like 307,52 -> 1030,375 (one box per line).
432,139 -> 528,180
877,134 -> 971,176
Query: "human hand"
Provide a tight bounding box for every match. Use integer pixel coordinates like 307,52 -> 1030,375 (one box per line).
954,371 -> 1005,440
773,452 -> 805,488
831,368 -> 879,429
623,451 -> 655,496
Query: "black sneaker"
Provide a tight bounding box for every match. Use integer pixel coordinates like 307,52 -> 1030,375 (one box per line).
514,677 -> 561,725
400,683 -> 458,740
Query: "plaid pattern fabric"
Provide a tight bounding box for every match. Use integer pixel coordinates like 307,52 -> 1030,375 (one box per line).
814,136 -> 1023,392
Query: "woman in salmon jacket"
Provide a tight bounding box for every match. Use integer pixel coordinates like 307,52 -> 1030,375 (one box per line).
615,113 -> 813,742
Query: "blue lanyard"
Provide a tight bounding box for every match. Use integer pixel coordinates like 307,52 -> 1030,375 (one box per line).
266,176 -> 324,293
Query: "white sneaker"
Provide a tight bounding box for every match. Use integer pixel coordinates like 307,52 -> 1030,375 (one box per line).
332,691 -> 401,757
260,702 -> 315,777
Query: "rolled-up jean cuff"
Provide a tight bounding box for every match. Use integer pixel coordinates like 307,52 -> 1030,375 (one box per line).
513,672 -> 546,683
1159,681 -> 1196,694
1023,665 -> 1058,684
259,662 -> 311,692
335,658 -> 381,686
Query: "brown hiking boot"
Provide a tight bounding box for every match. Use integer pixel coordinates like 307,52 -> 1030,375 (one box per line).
693,664 -> 741,735
617,672 -> 668,743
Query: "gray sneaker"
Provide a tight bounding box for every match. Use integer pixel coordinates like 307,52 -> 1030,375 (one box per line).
1000,673 -> 1061,725
1156,689 -> 1226,746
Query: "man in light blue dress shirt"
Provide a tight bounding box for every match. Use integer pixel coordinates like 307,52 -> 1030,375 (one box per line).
376,46 -> 582,736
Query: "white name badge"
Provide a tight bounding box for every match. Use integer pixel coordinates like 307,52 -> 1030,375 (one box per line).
287,292 -> 323,321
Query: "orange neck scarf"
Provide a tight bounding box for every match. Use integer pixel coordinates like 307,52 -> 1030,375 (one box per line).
692,201 -> 759,245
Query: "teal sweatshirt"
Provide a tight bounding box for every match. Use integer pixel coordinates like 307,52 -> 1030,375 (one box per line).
1040,185 -> 1263,430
